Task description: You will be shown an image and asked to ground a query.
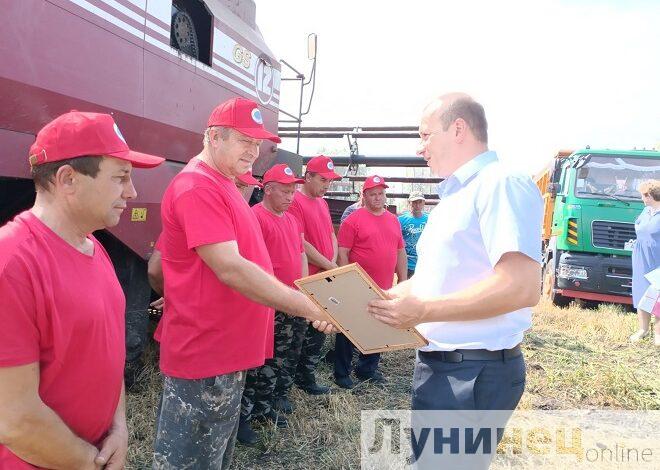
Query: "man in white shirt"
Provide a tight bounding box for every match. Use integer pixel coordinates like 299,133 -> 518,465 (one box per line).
369,93 -> 543,467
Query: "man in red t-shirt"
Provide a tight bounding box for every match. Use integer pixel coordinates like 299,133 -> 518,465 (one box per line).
335,175 -> 408,389
146,170 -> 262,302
238,164 -> 309,445
0,111 -> 164,469
287,155 -> 342,395
153,98 -> 333,469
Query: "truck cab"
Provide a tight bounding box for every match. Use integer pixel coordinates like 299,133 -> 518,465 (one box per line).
542,149 -> 660,306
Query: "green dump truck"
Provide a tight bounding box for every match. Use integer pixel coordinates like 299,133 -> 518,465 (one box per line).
537,149 -> 660,306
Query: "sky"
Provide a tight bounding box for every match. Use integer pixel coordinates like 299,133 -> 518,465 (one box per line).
256,0 -> 660,175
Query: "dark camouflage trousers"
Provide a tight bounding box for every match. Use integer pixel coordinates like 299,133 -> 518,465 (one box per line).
294,322 -> 327,386
153,371 -> 245,469
241,311 -> 307,420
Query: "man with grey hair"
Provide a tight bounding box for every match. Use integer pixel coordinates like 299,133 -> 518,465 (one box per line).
369,93 -> 543,468
153,98 -> 333,469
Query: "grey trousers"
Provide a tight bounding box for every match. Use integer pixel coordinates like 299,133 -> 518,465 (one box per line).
411,350 -> 526,469
153,371 -> 246,469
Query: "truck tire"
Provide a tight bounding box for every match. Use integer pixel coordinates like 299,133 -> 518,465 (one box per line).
542,255 -> 571,308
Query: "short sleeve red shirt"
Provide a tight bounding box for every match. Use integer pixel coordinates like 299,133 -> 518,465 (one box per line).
288,190 -> 334,275
0,212 -> 125,469
158,159 -> 274,379
337,208 -> 404,289
252,203 -> 303,288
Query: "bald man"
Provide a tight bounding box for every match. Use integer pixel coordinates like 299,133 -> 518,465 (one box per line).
368,93 -> 543,468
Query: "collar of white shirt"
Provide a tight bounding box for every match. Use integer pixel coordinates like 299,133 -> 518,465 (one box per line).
437,150 -> 498,198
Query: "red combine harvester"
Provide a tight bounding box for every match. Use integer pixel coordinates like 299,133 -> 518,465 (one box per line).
0,0 -> 305,385
1,0 -> 433,387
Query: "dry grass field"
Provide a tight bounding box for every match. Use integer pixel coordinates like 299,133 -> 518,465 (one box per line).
125,299 -> 659,469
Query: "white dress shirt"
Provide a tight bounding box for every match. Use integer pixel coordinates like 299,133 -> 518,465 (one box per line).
413,151 -> 543,351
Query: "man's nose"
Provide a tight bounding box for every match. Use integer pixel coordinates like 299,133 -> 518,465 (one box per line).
248,143 -> 260,159
416,142 -> 426,157
124,177 -> 138,200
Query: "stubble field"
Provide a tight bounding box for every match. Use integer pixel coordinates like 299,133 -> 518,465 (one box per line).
125,299 -> 659,469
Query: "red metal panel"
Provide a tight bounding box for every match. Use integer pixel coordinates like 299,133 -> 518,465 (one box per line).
210,59 -> 259,92
0,76 -> 202,166
113,0 -> 146,17
557,289 -> 633,305
1,0 -> 283,258
145,12 -> 169,32
106,159 -> 185,258
47,0 -> 146,47
142,49 -> 209,133
218,22 -> 277,70
142,36 -> 198,75
0,0 -> 144,118
0,128 -> 35,179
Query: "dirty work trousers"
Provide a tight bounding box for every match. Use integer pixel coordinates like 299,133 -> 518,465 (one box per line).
242,311 -> 307,421
153,371 -> 246,469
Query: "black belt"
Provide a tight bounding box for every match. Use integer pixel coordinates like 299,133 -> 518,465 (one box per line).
420,345 -> 522,363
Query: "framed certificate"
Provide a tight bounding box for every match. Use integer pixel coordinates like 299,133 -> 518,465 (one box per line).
294,263 -> 428,354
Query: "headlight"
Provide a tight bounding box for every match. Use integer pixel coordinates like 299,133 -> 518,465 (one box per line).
558,264 -> 588,280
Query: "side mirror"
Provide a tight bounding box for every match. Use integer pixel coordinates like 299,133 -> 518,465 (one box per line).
547,182 -> 560,197
307,33 -> 317,60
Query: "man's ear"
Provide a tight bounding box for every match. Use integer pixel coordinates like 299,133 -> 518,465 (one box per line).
54,165 -> 78,194
210,127 -> 226,147
454,118 -> 468,143
210,128 -> 219,146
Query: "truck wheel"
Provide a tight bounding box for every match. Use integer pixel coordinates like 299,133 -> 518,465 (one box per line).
542,259 -> 571,308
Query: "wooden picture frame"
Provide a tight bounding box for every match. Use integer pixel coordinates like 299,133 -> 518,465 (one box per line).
294,263 -> 428,354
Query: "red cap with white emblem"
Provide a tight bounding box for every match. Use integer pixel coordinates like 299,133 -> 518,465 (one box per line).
28,111 -> 164,168
362,175 -> 389,192
263,164 -> 304,184
207,97 -> 281,143
305,155 -> 341,180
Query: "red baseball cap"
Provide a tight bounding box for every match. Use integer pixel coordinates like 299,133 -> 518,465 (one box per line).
28,111 -> 164,168
363,175 -> 389,192
305,155 -> 341,180
263,164 -> 304,185
236,171 -> 262,188
207,97 -> 281,143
